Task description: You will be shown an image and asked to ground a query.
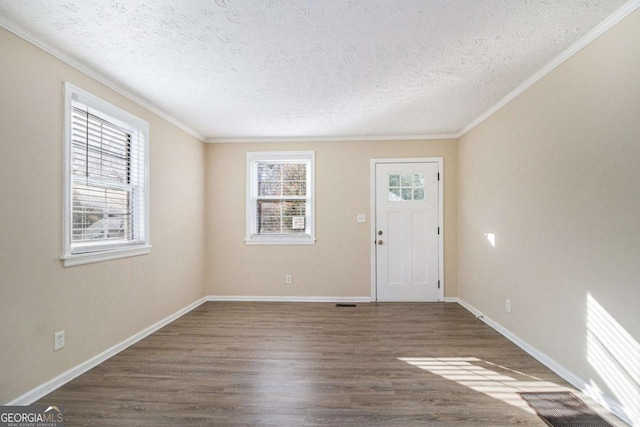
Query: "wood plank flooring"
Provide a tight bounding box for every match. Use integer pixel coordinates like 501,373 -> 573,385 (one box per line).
37,302 -> 623,426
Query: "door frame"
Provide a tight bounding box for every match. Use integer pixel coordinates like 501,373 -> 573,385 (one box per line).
370,157 -> 444,302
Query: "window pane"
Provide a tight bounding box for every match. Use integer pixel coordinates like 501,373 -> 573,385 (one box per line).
282,180 -> 306,196
257,201 -> 281,234
259,217 -> 281,234
413,174 -> 425,187
283,201 -> 305,216
401,188 -> 412,200
258,163 -> 282,182
389,174 -> 400,187
283,164 -> 306,181
257,200 -> 306,234
259,181 -> 282,196
401,174 -> 412,186
389,188 -> 401,201
413,188 -> 425,200
72,107 -> 131,184
258,200 -> 281,216
258,163 -> 307,197
72,184 -> 132,242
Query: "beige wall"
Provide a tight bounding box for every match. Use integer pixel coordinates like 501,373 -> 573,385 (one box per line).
1,23 -> 458,404
457,9 -> 640,420
6,5 -> 637,414
205,139 -> 457,298
0,28 -> 206,403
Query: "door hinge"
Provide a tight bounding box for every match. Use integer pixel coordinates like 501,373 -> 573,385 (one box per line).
437,227 -> 440,235
437,172 -> 440,181
438,280 -> 441,289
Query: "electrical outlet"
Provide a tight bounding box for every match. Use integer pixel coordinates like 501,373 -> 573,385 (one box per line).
54,330 -> 65,351
356,213 -> 366,223
505,299 -> 511,314
285,274 -> 292,284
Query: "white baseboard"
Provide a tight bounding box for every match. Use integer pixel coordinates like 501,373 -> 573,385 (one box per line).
451,297 -> 632,426
9,295 -> 630,425
207,295 -> 371,303
6,297 -> 207,406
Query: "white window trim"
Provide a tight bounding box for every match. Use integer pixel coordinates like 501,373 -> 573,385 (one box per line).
61,82 -> 151,267
245,151 -> 316,245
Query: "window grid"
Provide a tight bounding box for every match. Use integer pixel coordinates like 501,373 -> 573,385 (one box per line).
70,106 -> 138,246
71,107 -> 136,244
246,152 -> 315,245
389,173 -> 426,201
63,83 -> 149,265
255,162 -> 308,235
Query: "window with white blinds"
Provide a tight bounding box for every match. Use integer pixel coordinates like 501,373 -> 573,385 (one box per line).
62,83 -> 150,266
246,151 -> 315,245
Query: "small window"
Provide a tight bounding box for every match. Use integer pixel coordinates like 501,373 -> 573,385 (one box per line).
388,173 -> 425,201
62,83 -> 150,266
246,151 -> 315,245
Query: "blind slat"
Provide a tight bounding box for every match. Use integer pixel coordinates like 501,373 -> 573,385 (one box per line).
71,102 -> 144,246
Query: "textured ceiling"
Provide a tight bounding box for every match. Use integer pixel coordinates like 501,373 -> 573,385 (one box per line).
0,0 -> 630,140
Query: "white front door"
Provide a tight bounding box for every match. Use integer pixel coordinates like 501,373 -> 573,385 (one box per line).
375,161 -> 440,301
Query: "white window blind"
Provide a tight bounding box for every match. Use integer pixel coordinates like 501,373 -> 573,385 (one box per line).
62,83 -> 150,266
246,152 -> 315,245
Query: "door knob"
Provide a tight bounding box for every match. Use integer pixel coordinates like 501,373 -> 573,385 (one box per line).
377,240 -> 384,245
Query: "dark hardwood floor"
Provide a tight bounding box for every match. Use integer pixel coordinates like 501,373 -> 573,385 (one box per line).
38,302 -> 622,426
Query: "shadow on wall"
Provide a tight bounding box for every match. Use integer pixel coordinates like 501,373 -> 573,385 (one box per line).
586,293 -> 639,425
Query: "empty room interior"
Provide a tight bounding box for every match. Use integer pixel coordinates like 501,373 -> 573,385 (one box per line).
1,1 -> 639,426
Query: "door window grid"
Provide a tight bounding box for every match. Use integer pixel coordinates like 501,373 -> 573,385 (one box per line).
388,173 -> 425,201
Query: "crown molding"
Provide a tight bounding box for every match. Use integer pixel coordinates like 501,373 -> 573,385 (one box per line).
458,0 -> 640,138
206,133 -> 459,143
0,16 -> 206,142
3,0 -> 638,144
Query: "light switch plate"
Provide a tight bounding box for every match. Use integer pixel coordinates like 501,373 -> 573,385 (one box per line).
356,214 -> 366,223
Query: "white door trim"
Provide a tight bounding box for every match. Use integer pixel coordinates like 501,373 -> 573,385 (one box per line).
370,157 -> 444,302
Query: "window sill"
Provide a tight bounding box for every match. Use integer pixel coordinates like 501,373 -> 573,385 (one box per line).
245,236 -> 316,246
61,245 -> 151,267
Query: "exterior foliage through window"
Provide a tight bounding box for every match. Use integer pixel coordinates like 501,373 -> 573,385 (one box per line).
246,151 -> 315,245
62,83 -> 150,266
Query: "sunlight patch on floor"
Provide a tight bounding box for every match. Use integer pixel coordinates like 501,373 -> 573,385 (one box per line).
399,357 -> 570,413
